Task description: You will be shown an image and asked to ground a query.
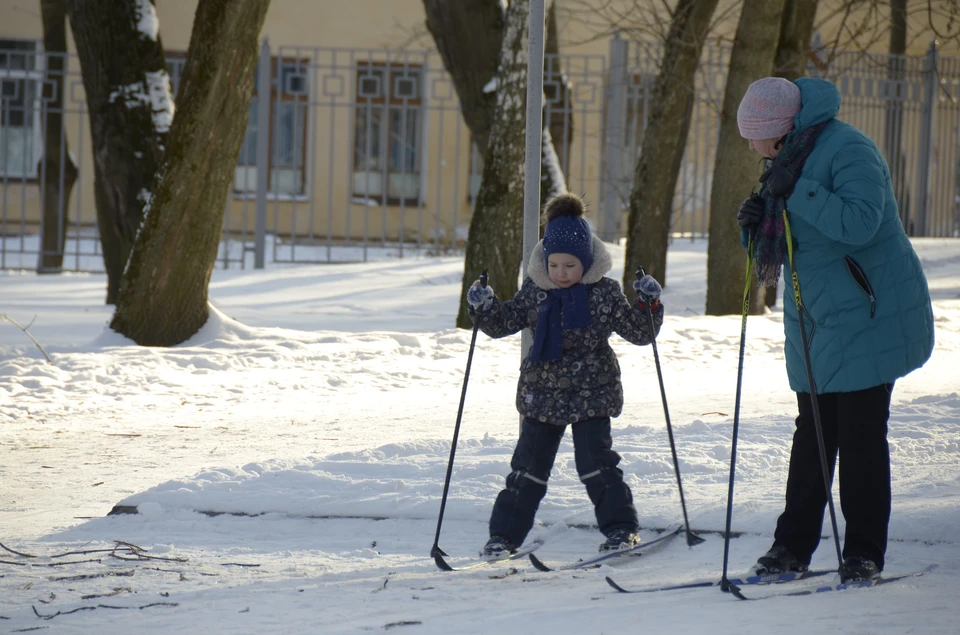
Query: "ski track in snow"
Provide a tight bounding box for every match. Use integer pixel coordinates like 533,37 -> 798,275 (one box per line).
1,239 -> 958,633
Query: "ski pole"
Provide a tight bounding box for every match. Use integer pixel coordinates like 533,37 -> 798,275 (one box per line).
783,212 -> 843,569
636,268 -> 704,547
431,269 -> 488,569
720,247 -> 753,597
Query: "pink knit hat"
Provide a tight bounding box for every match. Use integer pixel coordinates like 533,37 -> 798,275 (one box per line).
737,77 -> 801,140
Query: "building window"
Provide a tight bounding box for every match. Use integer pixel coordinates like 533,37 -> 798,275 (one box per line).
352,62 -> 422,206
236,58 -> 309,196
0,40 -> 42,179
167,54 -> 309,196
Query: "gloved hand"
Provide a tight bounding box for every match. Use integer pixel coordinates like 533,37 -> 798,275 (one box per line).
632,274 -> 662,308
760,164 -> 797,198
737,194 -> 765,229
466,280 -> 495,310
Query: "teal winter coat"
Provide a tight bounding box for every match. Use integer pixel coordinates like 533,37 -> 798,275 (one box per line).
765,77 -> 934,394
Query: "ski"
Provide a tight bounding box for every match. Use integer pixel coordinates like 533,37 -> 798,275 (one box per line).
432,539 -> 544,572
732,564 -> 937,600
528,522 -> 683,572
605,568 -> 836,594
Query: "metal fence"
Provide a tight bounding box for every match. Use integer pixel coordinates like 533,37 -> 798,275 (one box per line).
1,35 -> 957,274
600,36 -> 960,241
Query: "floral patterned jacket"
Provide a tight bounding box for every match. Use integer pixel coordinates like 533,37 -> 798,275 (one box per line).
470,237 -> 663,425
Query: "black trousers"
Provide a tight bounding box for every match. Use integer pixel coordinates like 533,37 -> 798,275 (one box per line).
774,383 -> 894,569
488,417 -> 638,546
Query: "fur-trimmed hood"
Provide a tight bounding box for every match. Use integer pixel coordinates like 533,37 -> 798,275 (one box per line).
527,236 -> 612,289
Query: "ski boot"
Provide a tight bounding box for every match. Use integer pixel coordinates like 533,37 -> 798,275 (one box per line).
754,545 -> 809,575
599,528 -> 641,552
482,535 -> 517,558
839,556 -> 881,583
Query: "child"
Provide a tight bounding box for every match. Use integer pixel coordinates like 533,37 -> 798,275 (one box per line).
466,192 -> 664,555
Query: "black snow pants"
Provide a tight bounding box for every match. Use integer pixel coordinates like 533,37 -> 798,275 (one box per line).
773,383 -> 894,569
488,416 -> 638,547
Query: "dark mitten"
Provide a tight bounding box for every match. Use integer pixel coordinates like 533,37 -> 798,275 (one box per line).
737,194 -> 766,229
760,164 -> 797,198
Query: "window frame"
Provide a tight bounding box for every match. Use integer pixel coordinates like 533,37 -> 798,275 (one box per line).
351,61 -> 424,207
167,52 -> 312,199
0,39 -> 44,181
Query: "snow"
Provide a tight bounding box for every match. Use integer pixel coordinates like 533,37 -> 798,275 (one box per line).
107,71 -> 175,134
1,239 -> 959,633
541,127 -> 567,196
133,0 -> 160,41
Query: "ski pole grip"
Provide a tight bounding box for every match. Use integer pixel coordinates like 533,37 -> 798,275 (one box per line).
636,266 -> 645,281
479,269 -> 488,289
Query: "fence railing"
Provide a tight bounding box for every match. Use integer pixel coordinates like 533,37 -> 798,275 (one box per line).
1,35 -> 957,275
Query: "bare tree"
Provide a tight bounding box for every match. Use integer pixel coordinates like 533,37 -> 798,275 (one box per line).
64,0 -> 171,304
110,0 -> 271,346
705,0 -> 787,316
454,0 -> 532,328
623,0 -> 720,290
423,0 -> 503,155
37,0 -> 78,273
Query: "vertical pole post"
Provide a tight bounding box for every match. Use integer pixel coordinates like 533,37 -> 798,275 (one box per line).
254,38 -> 271,269
601,32 -> 628,243
521,0 -> 546,397
915,40 -> 938,238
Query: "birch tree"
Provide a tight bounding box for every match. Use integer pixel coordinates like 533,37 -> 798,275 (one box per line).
454,0 -> 532,328
64,0 -> 171,303
110,0 -> 271,346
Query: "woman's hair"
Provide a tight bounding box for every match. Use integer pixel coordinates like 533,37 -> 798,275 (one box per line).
541,192 -> 586,226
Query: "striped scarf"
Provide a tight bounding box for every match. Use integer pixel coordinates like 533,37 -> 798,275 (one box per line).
752,121 -> 829,286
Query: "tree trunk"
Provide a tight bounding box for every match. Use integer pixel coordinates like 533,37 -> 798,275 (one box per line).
37,0 -> 78,274
623,0 -> 719,291
772,0 -> 820,80
887,0 -> 909,231
705,0 -> 787,317
423,0 -> 503,155
455,0 -> 531,328
65,0 -> 171,304
110,0 -> 271,346
758,0 -> 819,309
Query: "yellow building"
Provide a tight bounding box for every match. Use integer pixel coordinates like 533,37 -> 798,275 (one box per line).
1,0 -> 957,270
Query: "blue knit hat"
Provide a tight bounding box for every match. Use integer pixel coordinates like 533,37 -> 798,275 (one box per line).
542,214 -> 594,274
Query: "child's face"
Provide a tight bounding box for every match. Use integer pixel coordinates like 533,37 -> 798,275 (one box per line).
547,253 -> 584,288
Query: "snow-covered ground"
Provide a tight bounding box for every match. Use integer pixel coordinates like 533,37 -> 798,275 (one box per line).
1,239 -> 958,634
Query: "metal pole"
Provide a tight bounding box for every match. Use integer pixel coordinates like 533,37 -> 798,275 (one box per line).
521,0 -> 546,388
601,33 -> 628,243
915,40 -> 938,238
254,38 -> 271,269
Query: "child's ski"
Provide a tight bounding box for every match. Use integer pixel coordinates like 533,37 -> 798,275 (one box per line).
731,564 -> 937,600
528,523 -> 683,572
605,568 -> 836,594
432,539 -> 543,572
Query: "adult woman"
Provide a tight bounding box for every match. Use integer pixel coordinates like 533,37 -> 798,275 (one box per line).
735,77 -> 934,583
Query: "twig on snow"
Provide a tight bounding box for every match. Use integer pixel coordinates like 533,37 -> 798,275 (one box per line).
0,313 -> 54,364
0,541 -> 37,558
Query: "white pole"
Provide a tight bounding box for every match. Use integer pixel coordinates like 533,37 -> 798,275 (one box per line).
520,0 -> 545,383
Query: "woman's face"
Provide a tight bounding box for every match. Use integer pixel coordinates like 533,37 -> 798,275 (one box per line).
547,253 -> 584,288
749,137 -> 782,159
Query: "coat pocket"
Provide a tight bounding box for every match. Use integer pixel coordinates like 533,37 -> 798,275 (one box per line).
844,255 -> 876,318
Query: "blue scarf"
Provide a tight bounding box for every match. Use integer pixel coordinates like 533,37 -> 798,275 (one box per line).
529,284 -> 593,362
